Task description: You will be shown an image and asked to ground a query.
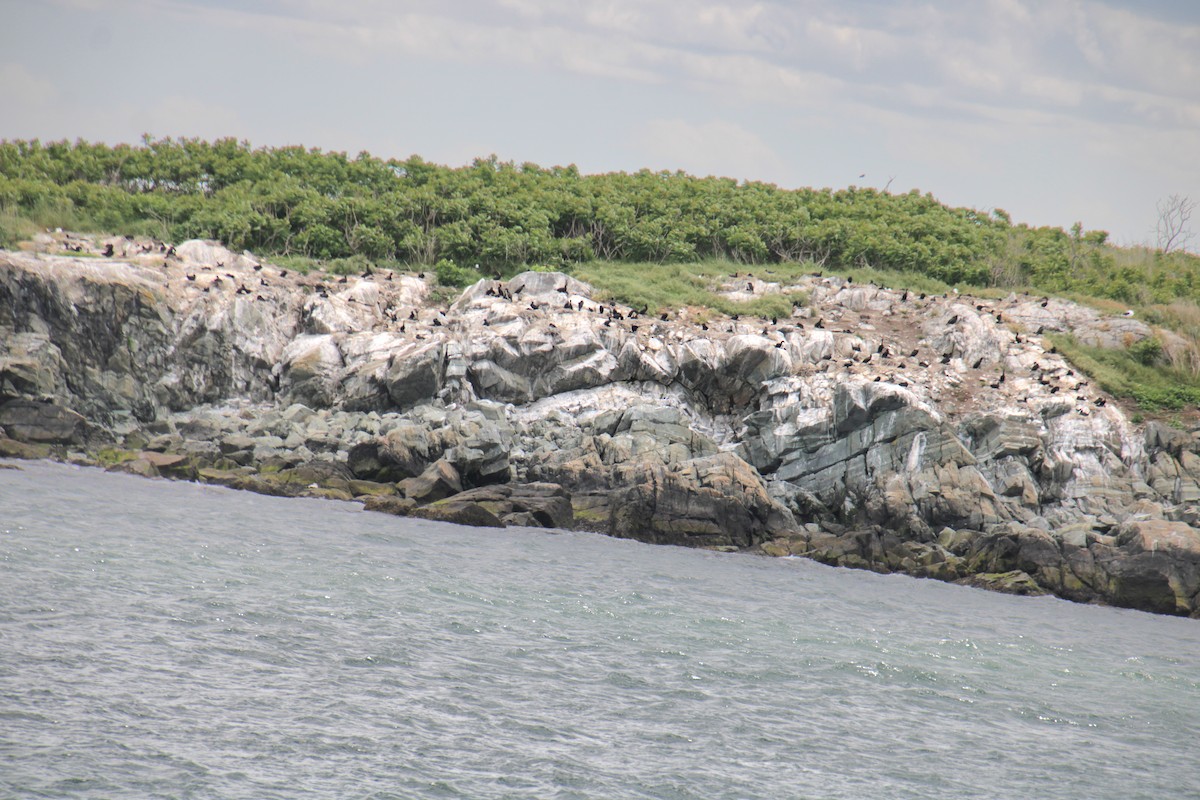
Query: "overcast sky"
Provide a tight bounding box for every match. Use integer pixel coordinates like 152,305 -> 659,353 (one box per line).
3,0 -> 1198,247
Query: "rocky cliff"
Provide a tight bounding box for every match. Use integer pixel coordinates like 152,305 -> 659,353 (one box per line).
3,233 -> 1200,617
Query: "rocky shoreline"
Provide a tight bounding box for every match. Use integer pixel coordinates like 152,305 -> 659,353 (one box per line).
3,233 -> 1200,617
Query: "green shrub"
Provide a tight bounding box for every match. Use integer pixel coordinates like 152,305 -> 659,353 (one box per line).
434,258 -> 479,288
1129,337 -> 1163,366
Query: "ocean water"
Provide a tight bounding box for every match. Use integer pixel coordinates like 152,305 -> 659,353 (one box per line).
1,461 -> 1198,800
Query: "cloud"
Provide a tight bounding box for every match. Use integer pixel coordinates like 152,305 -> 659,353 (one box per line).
635,118 -> 787,182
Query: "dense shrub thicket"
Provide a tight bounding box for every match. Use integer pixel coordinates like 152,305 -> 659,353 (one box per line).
2,136 -> 1196,306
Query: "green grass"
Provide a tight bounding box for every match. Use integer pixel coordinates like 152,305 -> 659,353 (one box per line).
1049,334 -> 1200,410
829,265 -> 955,297
571,259 -> 806,318
0,208 -> 38,248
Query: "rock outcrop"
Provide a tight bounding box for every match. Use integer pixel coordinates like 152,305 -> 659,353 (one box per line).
3,234 -> 1200,617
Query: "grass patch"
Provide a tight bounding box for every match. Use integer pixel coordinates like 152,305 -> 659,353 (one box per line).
0,207 -> 39,248
572,259 -> 806,317
829,265 -> 955,297
1048,333 -> 1200,410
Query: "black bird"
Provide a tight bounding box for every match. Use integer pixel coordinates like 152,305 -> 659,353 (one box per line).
1041,298 -> 1049,307
563,300 -> 573,310
483,319 -> 490,326
918,293 -> 926,300
432,318 -> 442,327
775,341 -> 785,348
701,323 -> 708,331
1036,325 -> 1045,334
815,319 -> 825,329
846,276 -> 853,283
338,275 -> 348,284
1095,397 -> 1107,407
971,357 -> 983,369
941,354 -> 951,364
909,348 -> 918,357
631,325 -> 639,333
947,315 -> 959,325
102,243 -> 114,257
901,290 -> 909,302
661,313 -> 669,321
253,264 -> 263,271
409,310 -> 417,320
185,274 -> 196,281
280,270 -> 288,278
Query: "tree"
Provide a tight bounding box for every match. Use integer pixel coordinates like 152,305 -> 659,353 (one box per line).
1156,194 -> 1196,254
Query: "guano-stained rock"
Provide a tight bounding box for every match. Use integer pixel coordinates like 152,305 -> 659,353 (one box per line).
7,242 -> 1200,617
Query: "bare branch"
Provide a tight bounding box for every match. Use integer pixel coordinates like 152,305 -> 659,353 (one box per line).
1156,194 -> 1196,253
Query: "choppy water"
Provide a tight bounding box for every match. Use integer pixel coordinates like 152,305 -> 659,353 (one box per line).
2,461 -> 1199,799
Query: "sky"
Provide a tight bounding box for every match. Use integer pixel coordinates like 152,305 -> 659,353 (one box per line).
2,0 -> 1198,247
